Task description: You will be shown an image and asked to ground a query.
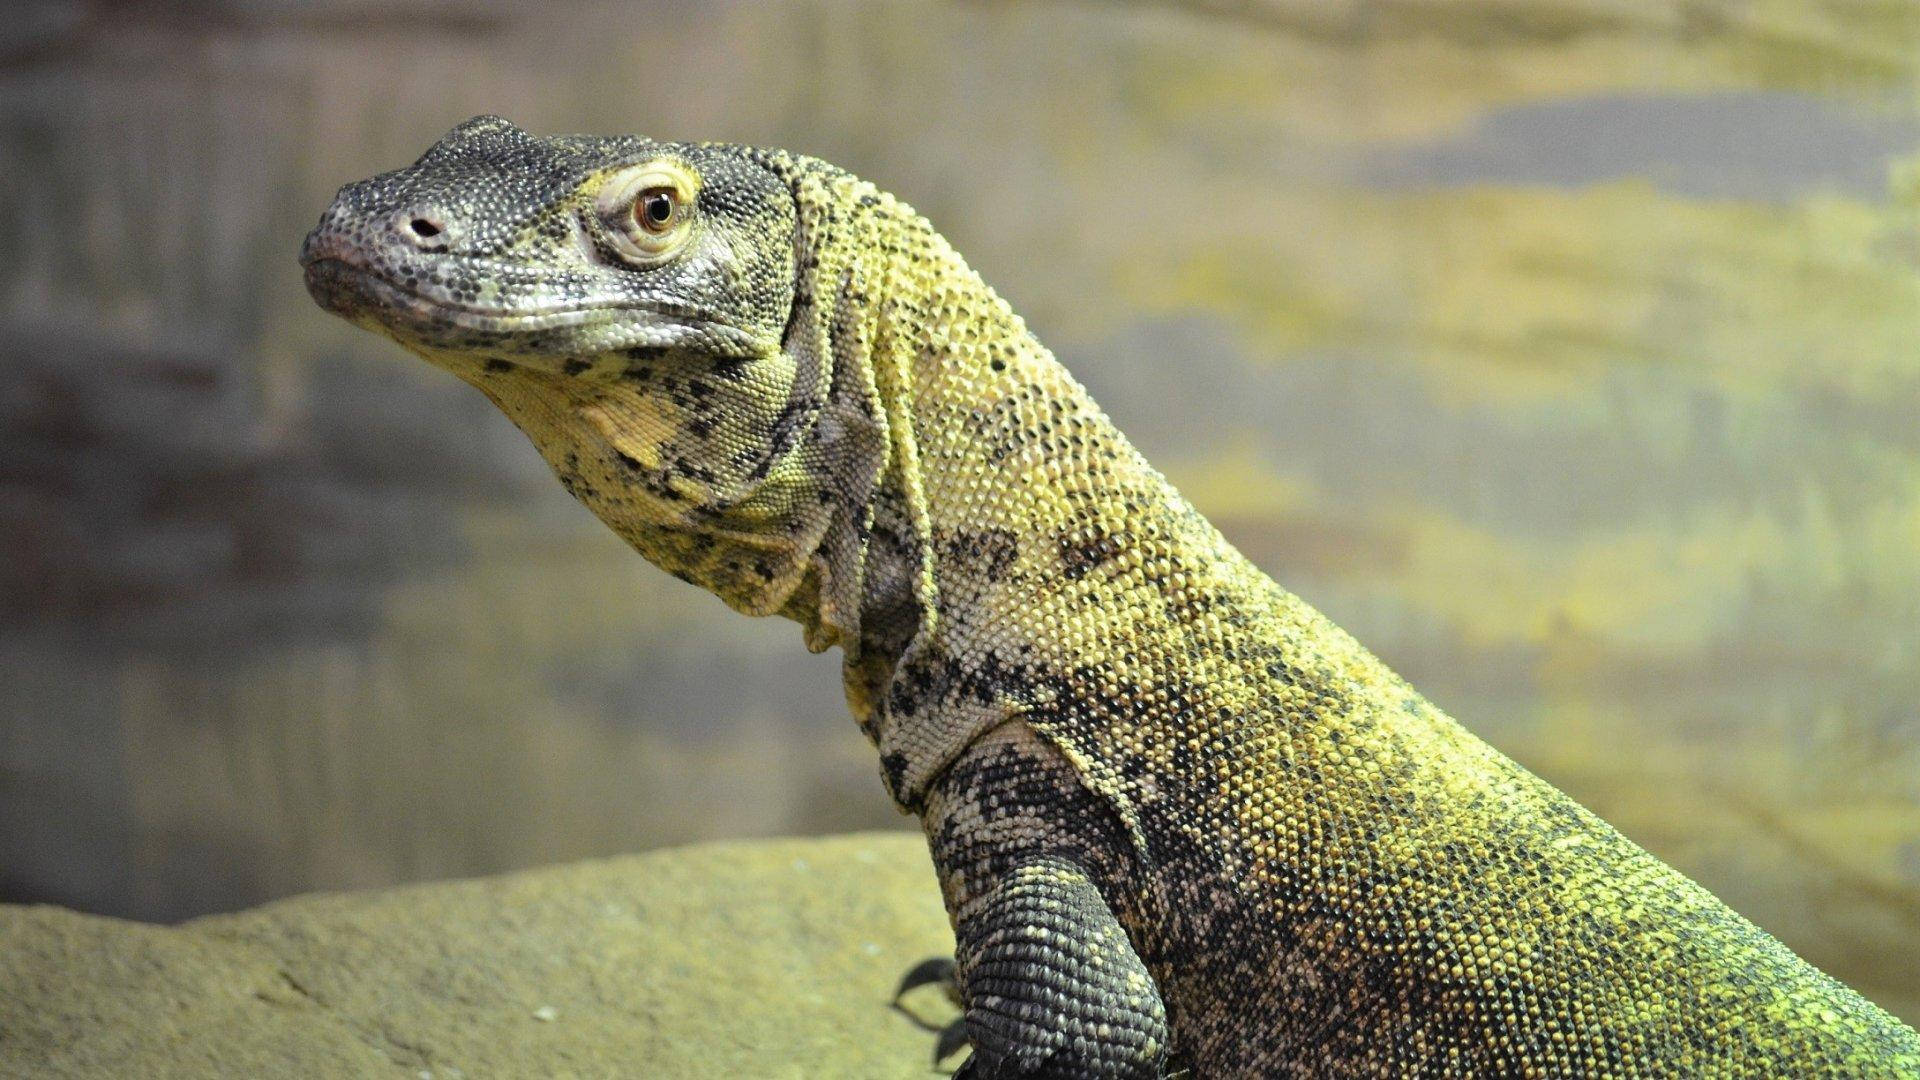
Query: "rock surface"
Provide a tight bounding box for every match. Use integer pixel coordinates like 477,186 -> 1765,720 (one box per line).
0,832 -> 958,1079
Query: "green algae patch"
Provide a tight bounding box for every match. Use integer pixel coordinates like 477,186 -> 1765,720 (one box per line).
0,833 -> 955,1079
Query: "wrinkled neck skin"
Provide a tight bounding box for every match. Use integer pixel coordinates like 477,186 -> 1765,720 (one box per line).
782,174 -> 1245,813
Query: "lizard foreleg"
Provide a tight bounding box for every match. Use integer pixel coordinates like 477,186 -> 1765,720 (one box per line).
922,728 -> 1172,1079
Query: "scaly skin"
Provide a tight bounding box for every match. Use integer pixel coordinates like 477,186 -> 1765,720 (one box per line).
302,117 -> 1920,1078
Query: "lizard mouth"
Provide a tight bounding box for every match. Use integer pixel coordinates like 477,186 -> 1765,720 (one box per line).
303,256 -> 624,328
300,255 -> 765,357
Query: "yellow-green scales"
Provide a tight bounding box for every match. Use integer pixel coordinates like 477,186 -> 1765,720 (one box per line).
302,117 -> 1920,1077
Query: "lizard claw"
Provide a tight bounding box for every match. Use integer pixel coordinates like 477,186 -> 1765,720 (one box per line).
934,1015 -> 972,1068
893,954 -> 958,1003
892,956 -> 970,1072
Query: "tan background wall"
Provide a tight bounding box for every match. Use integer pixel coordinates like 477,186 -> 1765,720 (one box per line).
1,0 -> 1915,1022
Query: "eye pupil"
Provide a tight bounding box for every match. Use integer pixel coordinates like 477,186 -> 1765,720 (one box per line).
641,191 -> 676,230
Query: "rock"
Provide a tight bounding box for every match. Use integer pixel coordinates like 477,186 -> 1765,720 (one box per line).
0,832 -> 958,1078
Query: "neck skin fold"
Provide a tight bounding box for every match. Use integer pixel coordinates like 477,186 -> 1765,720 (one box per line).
808,196 -> 1214,810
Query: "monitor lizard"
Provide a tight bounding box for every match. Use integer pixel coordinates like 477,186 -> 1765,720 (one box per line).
300,116 -> 1920,1078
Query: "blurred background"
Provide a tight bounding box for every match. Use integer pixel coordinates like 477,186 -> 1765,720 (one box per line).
1,0 -> 1916,1023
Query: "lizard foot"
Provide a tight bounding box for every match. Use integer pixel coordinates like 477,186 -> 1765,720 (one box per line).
949,857 -> 1171,1079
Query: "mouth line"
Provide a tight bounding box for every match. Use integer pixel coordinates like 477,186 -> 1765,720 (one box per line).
301,250 -> 768,357
302,255 -> 641,324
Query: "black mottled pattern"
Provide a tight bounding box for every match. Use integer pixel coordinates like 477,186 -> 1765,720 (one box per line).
303,118 -> 1920,1078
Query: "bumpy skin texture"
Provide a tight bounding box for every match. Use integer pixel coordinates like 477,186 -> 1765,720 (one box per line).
302,117 -> 1920,1078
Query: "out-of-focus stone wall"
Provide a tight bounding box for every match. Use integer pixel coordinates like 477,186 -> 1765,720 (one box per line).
0,0 -> 1915,1020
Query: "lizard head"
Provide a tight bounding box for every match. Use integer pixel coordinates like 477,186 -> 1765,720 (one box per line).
300,114 -> 796,371
301,116 -> 896,642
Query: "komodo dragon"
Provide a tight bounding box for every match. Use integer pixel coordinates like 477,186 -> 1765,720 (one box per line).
301,116 -> 1920,1078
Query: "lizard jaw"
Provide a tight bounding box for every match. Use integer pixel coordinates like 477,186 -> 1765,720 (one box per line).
299,253 -> 764,370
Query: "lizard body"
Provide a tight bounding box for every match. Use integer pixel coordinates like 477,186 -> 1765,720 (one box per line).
302,117 -> 1920,1078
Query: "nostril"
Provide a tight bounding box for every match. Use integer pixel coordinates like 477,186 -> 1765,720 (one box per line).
396,208 -> 452,249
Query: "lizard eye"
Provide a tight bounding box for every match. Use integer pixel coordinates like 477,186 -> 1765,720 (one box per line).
596,160 -> 698,265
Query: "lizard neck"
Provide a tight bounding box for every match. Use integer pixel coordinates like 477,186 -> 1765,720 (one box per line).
828,200 -> 1236,809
